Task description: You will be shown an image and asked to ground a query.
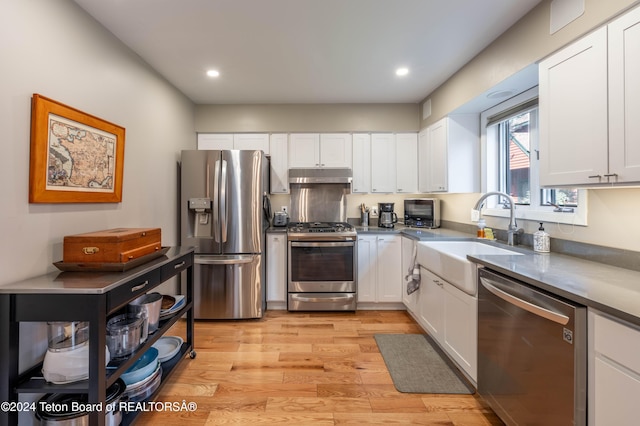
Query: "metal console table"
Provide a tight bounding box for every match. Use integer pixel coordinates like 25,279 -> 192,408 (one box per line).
0,246 -> 195,426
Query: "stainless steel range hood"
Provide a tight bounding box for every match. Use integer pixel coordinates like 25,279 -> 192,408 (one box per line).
288,167 -> 352,184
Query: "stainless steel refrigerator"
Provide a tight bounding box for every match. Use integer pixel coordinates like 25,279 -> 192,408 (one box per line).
180,150 -> 269,319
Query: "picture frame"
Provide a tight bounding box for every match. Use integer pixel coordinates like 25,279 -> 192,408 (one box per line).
29,94 -> 125,203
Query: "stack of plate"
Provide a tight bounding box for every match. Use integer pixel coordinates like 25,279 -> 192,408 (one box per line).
152,336 -> 184,363
159,295 -> 185,320
124,363 -> 162,403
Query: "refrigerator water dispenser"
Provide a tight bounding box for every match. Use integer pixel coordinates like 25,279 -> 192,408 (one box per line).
188,197 -> 212,238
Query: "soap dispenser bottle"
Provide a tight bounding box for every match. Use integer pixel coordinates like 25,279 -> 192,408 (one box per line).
477,218 -> 486,238
533,222 -> 550,253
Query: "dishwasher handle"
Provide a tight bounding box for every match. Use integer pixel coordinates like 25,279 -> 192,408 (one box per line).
480,277 -> 570,325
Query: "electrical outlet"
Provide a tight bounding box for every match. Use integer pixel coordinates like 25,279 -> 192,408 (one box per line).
281,206 -> 288,214
370,206 -> 378,217
471,209 -> 480,222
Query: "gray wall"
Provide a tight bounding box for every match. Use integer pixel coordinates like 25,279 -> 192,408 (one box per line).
195,103 -> 421,133
0,3 -> 195,416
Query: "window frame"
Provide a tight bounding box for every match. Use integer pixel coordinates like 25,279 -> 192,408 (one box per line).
480,86 -> 588,226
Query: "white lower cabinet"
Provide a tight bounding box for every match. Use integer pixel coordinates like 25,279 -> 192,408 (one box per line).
417,267 -> 477,382
419,268 -> 444,341
357,234 -> 402,307
266,233 -> 287,309
442,280 -> 476,381
588,310 -> 640,425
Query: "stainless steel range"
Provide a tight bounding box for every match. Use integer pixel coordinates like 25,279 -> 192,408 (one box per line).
287,222 -> 357,311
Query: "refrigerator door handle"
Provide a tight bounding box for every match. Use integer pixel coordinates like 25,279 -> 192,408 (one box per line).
213,159 -> 221,243
220,159 -> 228,243
195,254 -> 255,265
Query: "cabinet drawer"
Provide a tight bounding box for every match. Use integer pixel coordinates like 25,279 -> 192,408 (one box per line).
107,269 -> 161,313
593,312 -> 640,374
160,254 -> 193,281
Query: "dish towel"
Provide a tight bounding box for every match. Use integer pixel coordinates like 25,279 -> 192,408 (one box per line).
405,244 -> 421,295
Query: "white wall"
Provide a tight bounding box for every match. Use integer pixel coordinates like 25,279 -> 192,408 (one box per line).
0,2 -> 194,419
0,0 -> 195,285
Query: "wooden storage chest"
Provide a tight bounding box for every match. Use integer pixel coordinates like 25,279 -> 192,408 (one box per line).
63,228 -> 162,264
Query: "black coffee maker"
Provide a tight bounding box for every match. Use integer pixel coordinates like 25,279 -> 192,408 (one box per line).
378,202 -> 398,228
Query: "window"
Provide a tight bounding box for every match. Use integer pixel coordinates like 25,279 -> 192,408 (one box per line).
481,87 -> 587,225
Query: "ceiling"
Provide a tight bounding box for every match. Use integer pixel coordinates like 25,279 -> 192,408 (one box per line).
73,0 -> 542,105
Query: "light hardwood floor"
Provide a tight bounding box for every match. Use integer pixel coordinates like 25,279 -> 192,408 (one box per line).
137,310 -> 504,425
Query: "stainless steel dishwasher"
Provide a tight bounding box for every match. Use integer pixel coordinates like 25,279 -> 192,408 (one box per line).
477,268 -> 586,426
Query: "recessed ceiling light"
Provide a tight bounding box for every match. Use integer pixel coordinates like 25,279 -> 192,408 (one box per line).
206,69 -> 220,78
487,89 -> 514,99
395,67 -> 409,77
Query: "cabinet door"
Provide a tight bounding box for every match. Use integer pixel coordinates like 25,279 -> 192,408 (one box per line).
395,133 -> 418,193
352,134 -> 371,193
443,281 -> 477,382
357,236 -> 377,302
320,133 -> 352,167
589,310 -> 640,425
289,134 -> 320,167
376,235 -> 402,302
197,134 -> 234,150
418,129 -> 429,192
401,237 -> 418,313
370,134 -> 396,193
426,119 -> 448,192
609,7 -> 640,182
419,268 -> 443,341
266,234 -> 287,304
233,134 -> 270,154
269,134 -> 289,194
539,27 -> 608,186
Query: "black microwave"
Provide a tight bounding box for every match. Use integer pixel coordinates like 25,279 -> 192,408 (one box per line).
404,198 -> 440,228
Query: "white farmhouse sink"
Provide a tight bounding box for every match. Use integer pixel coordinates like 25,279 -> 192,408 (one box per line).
416,241 -> 522,295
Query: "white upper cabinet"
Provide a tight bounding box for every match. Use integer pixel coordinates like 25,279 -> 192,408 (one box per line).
270,134 -> 289,194
197,133 -> 234,150
540,5 -> 640,186
197,133 -> 269,154
370,133 -> 396,193
609,6 -> 640,183
539,27 -> 608,186
233,134 -> 270,154
288,133 -> 352,168
288,133 -> 320,167
419,115 -> 479,193
352,133 -> 371,193
395,133 -> 418,193
320,133 -> 352,167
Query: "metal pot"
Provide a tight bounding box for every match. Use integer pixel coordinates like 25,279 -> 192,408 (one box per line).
128,292 -> 163,334
36,378 -> 126,425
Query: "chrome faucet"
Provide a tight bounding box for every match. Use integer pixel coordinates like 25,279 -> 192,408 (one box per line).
473,191 -> 522,246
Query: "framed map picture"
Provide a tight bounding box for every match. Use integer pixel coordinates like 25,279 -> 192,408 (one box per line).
29,94 -> 125,203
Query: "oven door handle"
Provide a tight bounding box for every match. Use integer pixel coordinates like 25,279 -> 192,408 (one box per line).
290,241 -> 354,248
481,278 -> 570,325
290,294 -> 355,303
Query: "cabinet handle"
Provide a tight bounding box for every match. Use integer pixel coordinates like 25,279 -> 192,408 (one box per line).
398,188 -> 402,191
604,173 -> 618,178
173,261 -> 186,269
372,188 -> 377,191
321,163 -> 325,166
588,175 -> 602,179
131,281 -> 149,292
